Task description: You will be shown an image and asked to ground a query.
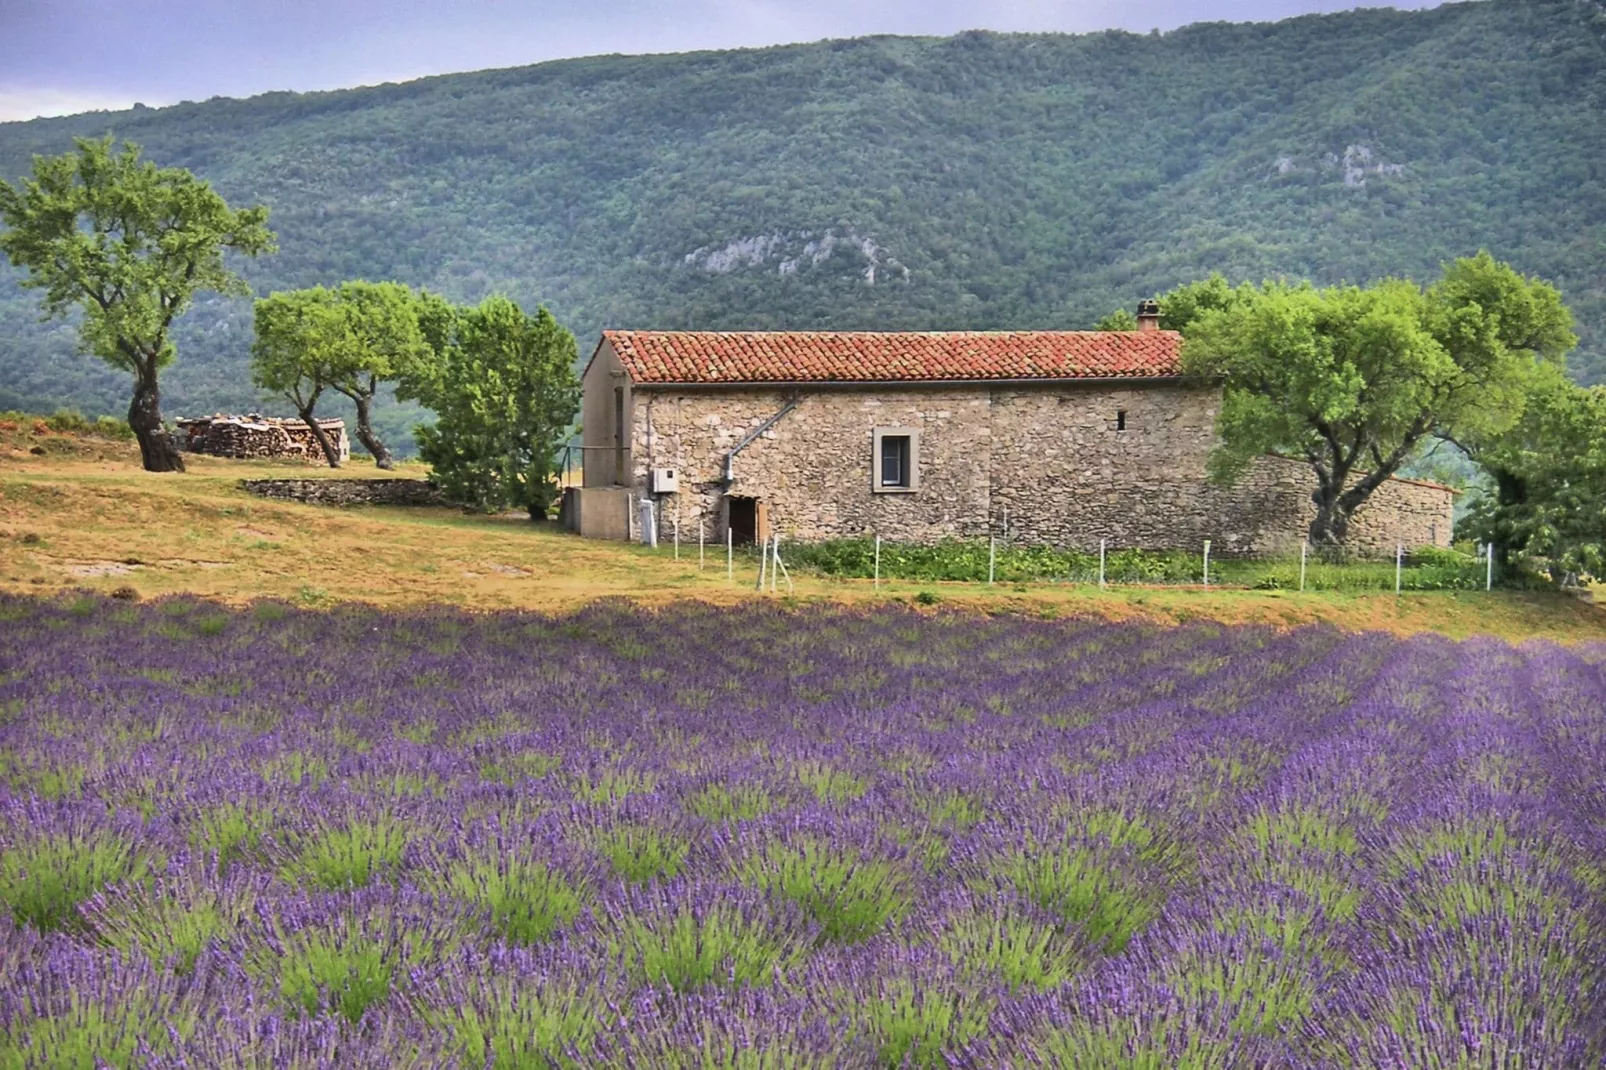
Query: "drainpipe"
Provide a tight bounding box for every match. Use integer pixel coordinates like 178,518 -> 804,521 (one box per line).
722,395 -> 799,487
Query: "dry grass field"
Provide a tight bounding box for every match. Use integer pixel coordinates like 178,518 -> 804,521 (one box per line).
2,421 -> 1603,640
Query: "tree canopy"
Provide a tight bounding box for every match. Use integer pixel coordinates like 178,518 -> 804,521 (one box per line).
402,295 -> 580,518
1454,365 -> 1606,576
250,287 -> 346,466
0,136 -> 273,470
1176,254 -> 1575,550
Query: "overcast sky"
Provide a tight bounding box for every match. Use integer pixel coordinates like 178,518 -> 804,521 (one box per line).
2,0 -> 1454,122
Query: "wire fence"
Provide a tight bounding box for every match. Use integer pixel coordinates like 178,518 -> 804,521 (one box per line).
644,528 -> 1510,594
616,497 -> 1507,595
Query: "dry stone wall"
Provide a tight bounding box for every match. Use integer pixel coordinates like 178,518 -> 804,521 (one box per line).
624,384 -> 1454,558
240,479 -> 444,507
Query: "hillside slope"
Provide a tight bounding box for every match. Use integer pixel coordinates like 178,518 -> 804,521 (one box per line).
1,0 -> 1602,449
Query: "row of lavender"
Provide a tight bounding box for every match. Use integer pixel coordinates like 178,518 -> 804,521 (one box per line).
0,595 -> 1603,1066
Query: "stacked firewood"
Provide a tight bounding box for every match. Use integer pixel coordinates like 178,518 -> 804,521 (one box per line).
175,415 -> 345,462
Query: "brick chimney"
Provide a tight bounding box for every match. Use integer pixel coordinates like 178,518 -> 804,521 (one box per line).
1136,299 -> 1161,333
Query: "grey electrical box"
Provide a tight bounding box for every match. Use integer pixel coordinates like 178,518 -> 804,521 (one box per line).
651,467 -> 679,493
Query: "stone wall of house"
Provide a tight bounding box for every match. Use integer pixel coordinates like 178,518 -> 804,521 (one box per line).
629,387 -> 996,544
239,479 -> 444,507
623,385 -> 1454,557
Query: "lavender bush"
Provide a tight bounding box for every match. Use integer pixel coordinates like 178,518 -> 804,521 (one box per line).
0,594 -> 1603,1066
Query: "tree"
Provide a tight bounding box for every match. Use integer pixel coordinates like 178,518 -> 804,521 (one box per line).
1093,275 -> 1235,333
1093,308 -> 1137,331
1455,367 -> 1606,576
1178,254 -> 1574,551
321,281 -> 430,470
403,295 -> 579,518
250,289 -> 346,467
0,137 -> 274,471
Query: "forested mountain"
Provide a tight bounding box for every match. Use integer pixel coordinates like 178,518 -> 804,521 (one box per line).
1,0 -> 1603,451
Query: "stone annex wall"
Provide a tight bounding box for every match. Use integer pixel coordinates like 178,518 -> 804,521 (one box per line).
239,479 -> 445,507
623,385 -> 1453,557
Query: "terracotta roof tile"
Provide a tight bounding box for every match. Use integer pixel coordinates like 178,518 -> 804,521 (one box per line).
601,330 -> 1183,384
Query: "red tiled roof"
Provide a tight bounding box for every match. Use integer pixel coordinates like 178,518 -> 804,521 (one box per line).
600,330 -> 1184,385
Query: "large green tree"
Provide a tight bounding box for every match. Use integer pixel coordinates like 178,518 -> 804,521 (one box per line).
401,295 -> 579,518
250,288 -> 346,467
1454,366 -> 1606,576
1177,254 -> 1575,551
0,137 -> 274,471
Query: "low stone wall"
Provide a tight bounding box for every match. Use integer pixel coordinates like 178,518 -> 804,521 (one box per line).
239,479 -> 445,507
1229,455 -> 1454,557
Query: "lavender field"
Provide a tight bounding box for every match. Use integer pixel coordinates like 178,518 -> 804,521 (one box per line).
1,594 -> 1604,1067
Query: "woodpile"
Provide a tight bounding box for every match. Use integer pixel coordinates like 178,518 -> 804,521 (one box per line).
175,414 -> 350,463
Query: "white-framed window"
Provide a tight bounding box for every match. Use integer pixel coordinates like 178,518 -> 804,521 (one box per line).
872,427 -> 920,493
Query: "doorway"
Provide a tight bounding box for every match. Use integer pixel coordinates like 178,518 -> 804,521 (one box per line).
728,496 -> 758,545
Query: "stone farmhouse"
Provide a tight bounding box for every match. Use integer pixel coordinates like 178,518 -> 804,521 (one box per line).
568,309 -> 1454,557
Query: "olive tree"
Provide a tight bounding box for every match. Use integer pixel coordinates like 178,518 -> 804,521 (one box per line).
0,137 -> 274,471
250,288 -> 346,467
321,281 -> 430,469
1177,254 -> 1574,551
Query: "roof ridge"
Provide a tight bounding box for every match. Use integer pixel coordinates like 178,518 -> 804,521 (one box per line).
600,329 -> 1184,385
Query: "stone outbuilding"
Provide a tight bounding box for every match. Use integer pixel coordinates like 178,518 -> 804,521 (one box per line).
175,414 -> 350,464
568,314 -> 1454,557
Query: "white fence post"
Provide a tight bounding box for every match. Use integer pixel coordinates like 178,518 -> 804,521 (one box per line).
1395,543 -> 1403,595
673,512 -> 679,560
626,493 -> 633,542
873,535 -> 881,592
756,534 -> 768,591
727,528 -> 733,583
1299,540 -> 1308,593
774,535 -> 793,594
988,537 -> 996,586
1487,543 -> 1495,591
1099,538 -> 1107,589
1202,540 -> 1211,588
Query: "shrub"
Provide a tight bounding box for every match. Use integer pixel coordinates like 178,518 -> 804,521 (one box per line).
602,885 -> 811,990
686,781 -> 777,824
851,975 -> 994,1068
988,840 -> 1161,954
421,972 -> 606,1069
596,822 -> 690,885
283,814 -> 410,890
0,830 -> 152,933
441,849 -> 586,945
937,897 -> 1088,992
737,838 -> 911,944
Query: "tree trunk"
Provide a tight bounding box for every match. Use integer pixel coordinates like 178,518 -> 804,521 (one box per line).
351,393 -> 393,470
128,364 -> 184,473
298,405 -> 343,468
1308,484 -> 1351,555
1490,469 -> 1526,570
